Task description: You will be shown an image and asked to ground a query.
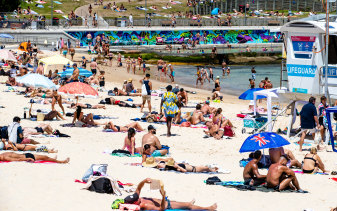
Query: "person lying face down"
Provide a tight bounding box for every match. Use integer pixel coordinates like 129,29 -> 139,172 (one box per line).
0,152 -> 69,163
121,178 -> 217,210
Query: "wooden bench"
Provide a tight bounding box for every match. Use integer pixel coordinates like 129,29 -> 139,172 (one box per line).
161,21 -> 171,26
189,20 -> 202,26
267,20 -> 280,26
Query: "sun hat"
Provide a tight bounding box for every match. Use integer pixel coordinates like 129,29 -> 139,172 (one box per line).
165,158 -> 175,167
142,157 -> 157,168
128,78 -> 133,82
216,76 -> 220,78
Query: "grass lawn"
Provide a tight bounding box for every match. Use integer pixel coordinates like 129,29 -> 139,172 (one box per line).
19,0 -> 87,18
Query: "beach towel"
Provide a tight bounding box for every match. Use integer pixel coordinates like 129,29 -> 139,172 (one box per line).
103,129 -> 143,133
93,115 -> 118,120
0,160 -> 58,164
61,123 -> 98,128
54,10 -> 64,14
293,170 -> 328,175
162,6 -> 171,9
330,178 -> 337,182
136,6 -> 148,10
54,1 -> 62,4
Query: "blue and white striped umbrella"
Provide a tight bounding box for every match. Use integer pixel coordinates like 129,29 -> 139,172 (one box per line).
16,73 -> 57,89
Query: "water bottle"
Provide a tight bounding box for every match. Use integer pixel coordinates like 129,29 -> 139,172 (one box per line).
24,111 -> 27,119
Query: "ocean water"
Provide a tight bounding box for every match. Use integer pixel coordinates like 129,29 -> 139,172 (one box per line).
172,64 -> 284,95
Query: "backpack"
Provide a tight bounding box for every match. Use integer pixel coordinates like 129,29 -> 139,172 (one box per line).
89,177 -> 114,194
205,176 -> 221,185
224,125 -> 234,137
0,126 -> 8,139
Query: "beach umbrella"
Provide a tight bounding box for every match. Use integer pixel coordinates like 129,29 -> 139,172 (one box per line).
58,82 -> 98,98
239,132 -> 290,153
16,73 -> 57,89
211,8 -> 220,15
0,49 -> 17,62
0,34 -> 14,39
239,88 -> 266,100
58,68 -> 93,78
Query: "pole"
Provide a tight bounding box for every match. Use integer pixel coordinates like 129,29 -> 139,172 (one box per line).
325,1 -> 329,98
51,0 -> 53,26
145,0 -> 147,27
244,0 -> 247,25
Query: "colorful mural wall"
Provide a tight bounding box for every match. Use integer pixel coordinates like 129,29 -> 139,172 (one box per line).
67,30 -> 282,46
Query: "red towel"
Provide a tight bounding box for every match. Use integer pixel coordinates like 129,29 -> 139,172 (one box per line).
74,179 -> 87,184
0,160 -> 57,164
117,181 -> 133,186
330,178 -> 337,182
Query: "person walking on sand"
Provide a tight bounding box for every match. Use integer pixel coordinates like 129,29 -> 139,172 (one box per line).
140,74 -> 152,113
126,56 -> 131,73
160,85 -> 179,137
132,58 -> 136,74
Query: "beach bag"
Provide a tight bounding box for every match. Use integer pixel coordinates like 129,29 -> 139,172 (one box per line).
111,199 -> 124,209
224,126 -> 234,137
82,164 -> 108,182
206,176 -> 221,185
89,177 -> 114,194
141,84 -> 148,96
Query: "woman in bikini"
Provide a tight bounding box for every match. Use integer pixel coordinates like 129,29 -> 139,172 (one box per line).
302,147 -> 328,174
212,108 -> 223,127
103,121 -> 144,132
72,106 -> 99,126
155,158 -> 218,173
122,128 -> 141,155
126,56 -> 131,73
132,58 -> 136,74
137,55 -> 142,70
51,90 -> 65,115
1,141 -> 58,153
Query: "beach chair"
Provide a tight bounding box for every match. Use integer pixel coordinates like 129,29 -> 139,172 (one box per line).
242,116 -> 267,134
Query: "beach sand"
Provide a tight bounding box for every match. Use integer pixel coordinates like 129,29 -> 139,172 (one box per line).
0,51 -> 336,211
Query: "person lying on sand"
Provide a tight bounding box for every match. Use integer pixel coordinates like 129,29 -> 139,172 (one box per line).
69,103 -> 105,109
23,123 -> 54,135
113,87 -> 141,96
201,100 -> 216,115
266,155 -> 307,192
0,152 -> 69,163
145,113 -> 166,123
243,150 -> 266,186
0,141 -> 57,153
29,103 -> 65,121
103,97 -> 141,108
122,128 -> 141,155
302,147 -> 329,174
143,157 -> 219,173
104,121 -> 144,132
122,178 -> 217,210
269,147 -> 301,168
141,144 -> 168,162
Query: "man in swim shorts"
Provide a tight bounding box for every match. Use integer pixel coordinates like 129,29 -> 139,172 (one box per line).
141,126 -> 168,157
122,178 -> 217,210
266,155 -> 307,192
243,150 -> 266,186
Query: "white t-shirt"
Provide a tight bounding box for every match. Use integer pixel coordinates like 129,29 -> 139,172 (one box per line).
129,15 -> 133,22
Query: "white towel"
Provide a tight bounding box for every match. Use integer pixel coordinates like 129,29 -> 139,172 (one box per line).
8,122 -> 20,143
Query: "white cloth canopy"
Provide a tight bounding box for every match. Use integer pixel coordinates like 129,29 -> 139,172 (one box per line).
253,88 -> 287,132
38,55 -> 73,74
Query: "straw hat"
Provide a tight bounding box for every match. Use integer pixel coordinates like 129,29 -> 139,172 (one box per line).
165,158 -> 175,167
249,100 -> 254,106
128,78 -> 133,82
142,157 -> 157,168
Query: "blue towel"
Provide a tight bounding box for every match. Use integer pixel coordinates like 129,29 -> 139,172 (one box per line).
54,1 -> 62,4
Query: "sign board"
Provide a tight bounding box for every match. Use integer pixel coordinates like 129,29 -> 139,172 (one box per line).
291,36 -> 316,59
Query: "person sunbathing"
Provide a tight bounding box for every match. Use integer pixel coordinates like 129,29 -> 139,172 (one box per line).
266,155 -> 306,192
153,158 -> 219,173
204,121 -> 224,140
141,125 -> 167,159
145,113 -> 166,123
243,150 -> 266,186
103,97 -> 141,108
185,104 -> 204,125
69,103 -> 105,109
23,123 -> 54,135
122,178 -> 217,210
104,121 -> 144,132
122,128 -> 141,155
72,106 -> 99,126
141,144 -> 168,162
201,100 -> 216,115
0,152 -> 69,163
113,87 -> 141,96
1,141 -> 57,153
269,147 -> 301,168
29,103 -> 65,121
302,147 -> 329,174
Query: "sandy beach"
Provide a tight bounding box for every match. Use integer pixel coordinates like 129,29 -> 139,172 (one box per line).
0,50 -> 337,211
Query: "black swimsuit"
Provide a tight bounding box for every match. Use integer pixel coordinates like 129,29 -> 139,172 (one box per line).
25,153 -> 35,161
302,154 -> 317,173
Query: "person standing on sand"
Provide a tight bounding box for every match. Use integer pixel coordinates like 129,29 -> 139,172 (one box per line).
140,74 -> 152,113
160,85 -> 178,137
126,56 -> 131,73
90,58 -> 99,75
69,46 -> 75,61
36,63 -> 44,75
132,58 -> 136,74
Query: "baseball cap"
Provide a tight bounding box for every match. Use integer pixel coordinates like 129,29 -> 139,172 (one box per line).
148,125 -> 156,131
124,193 -> 139,204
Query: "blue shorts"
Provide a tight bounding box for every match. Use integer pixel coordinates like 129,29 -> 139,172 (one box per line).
152,150 -> 162,157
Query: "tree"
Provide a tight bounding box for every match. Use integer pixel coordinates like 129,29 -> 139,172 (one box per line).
0,0 -> 21,12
